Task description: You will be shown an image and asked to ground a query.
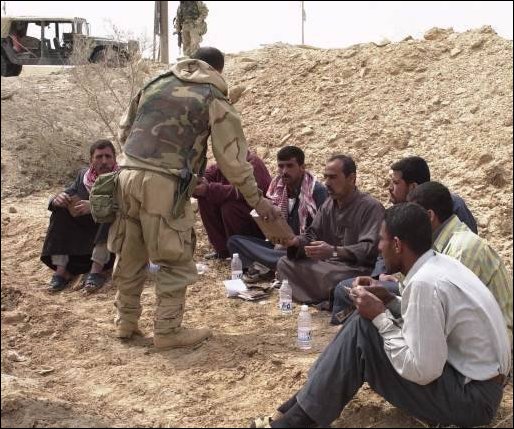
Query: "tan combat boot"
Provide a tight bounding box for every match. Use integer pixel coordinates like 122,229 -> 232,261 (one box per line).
116,325 -> 144,339
153,327 -> 212,350
114,318 -> 143,339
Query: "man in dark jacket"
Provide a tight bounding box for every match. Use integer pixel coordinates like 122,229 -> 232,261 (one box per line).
41,139 -> 118,293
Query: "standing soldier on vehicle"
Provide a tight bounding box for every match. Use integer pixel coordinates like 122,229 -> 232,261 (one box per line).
110,47 -> 280,350
173,1 -> 209,56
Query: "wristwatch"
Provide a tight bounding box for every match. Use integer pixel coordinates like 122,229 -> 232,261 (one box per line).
332,245 -> 338,258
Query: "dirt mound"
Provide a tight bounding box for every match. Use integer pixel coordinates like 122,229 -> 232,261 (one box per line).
1,27 -> 512,427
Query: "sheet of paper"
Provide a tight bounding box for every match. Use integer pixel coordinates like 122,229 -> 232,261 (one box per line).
223,279 -> 248,297
250,209 -> 295,242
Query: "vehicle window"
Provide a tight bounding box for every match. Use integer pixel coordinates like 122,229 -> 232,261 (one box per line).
75,21 -> 88,36
26,22 -> 42,40
59,22 -> 74,43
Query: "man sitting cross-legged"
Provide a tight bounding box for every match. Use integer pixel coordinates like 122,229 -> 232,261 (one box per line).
194,150 -> 271,260
227,146 -> 327,283
275,154 -> 384,307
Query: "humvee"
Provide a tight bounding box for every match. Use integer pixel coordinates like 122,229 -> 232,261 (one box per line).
1,16 -> 139,77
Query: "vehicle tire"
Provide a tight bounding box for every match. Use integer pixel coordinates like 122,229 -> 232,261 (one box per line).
1,52 -> 22,77
10,64 -> 22,76
91,47 -> 120,67
1,52 -> 9,77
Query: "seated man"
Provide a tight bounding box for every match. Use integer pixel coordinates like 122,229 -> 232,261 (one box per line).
41,139 -> 119,293
227,146 -> 327,283
258,203 -> 510,428
389,156 -> 477,232
277,155 -> 384,306
408,181 -> 513,336
332,155 -> 478,323
194,151 -> 271,260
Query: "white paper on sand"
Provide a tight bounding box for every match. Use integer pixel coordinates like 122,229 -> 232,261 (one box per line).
223,279 -> 248,297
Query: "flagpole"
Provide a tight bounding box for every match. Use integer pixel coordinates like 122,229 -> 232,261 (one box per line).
301,1 -> 305,44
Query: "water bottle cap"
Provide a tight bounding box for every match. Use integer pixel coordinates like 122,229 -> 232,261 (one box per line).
233,253 -> 239,258
301,304 -> 308,311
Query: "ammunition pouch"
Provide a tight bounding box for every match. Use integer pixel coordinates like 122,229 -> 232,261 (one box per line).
90,170 -> 120,223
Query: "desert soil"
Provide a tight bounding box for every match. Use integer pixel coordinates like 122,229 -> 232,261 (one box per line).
1,26 -> 512,427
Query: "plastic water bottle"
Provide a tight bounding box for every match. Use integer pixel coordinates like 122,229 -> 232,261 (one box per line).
231,253 -> 243,280
148,262 -> 160,273
297,305 -> 312,350
278,279 -> 293,315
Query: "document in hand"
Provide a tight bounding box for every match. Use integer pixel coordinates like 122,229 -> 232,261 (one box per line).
250,209 -> 295,243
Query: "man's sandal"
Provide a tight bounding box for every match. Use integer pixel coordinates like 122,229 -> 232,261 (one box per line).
48,274 -> 70,293
83,272 -> 106,294
249,416 -> 273,428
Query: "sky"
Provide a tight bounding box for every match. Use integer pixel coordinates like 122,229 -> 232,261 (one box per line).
3,1 -> 513,60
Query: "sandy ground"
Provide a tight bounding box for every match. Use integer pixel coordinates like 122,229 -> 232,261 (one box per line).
1,26 -> 513,428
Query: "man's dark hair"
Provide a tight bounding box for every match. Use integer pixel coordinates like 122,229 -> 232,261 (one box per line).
277,146 -> 305,166
391,156 -> 430,184
90,139 -> 116,158
384,203 -> 432,256
192,47 -> 224,72
328,154 -> 357,176
408,181 -> 454,224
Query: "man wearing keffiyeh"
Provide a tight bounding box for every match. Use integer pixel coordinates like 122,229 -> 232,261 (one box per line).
228,146 -> 328,282
41,139 -> 119,293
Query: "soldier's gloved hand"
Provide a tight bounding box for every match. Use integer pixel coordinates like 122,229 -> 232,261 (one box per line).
255,198 -> 281,222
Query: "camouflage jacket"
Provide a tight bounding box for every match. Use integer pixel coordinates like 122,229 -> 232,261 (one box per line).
118,59 -> 262,208
175,1 -> 208,26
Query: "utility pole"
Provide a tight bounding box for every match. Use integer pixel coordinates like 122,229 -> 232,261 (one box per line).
153,1 -> 160,61
159,1 -> 169,63
154,1 -> 169,63
301,1 -> 305,45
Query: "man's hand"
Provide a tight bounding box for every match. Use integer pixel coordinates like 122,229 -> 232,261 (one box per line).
349,286 -> 386,320
304,241 -> 332,260
352,276 -> 395,304
73,200 -> 91,216
192,178 -> 208,198
52,192 -> 72,208
274,235 -> 299,248
352,276 -> 378,288
255,198 -> 281,222
379,273 -> 399,283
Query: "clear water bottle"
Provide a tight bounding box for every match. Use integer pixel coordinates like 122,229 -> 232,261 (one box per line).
278,279 -> 293,315
297,304 -> 312,350
231,253 -> 243,280
148,262 -> 160,273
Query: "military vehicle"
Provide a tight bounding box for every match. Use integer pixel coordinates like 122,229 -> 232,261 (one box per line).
1,16 -> 139,76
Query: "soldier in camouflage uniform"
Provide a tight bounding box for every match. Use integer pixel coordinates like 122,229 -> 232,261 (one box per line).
174,1 -> 208,57
110,47 -> 279,349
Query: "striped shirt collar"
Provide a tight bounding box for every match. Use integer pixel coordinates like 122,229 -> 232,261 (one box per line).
433,215 -> 465,252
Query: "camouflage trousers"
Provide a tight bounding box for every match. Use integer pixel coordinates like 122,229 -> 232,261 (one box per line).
182,21 -> 204,56
108,169 -> 198,336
